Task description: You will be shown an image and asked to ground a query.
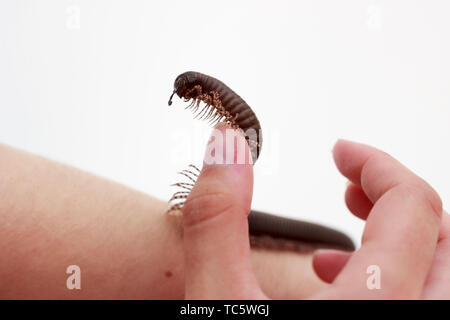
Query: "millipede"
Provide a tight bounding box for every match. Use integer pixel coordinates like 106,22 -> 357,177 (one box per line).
166,71 -> 355,252
168,71 -> 262,163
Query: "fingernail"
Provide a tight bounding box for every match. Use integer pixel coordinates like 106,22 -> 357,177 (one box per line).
203,124 -> 251,166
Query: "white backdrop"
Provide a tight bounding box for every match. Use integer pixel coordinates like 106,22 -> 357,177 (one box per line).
1,0 -> 449,245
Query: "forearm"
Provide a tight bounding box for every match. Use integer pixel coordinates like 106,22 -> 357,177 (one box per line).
0,144 -> 325,299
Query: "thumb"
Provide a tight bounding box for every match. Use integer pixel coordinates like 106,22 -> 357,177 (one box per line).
182,124 -> 265,299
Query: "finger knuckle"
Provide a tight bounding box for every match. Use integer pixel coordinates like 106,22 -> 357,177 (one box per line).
360,153 -> 395,200
182,190 -> 239,227
361,153 -> 443,219
418,182 -> 443,219
397,183 -> 443,220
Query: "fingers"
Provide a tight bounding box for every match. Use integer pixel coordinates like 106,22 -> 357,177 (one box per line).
319,140 -> 443,299
422,211 -> 450,299
313,250 -> 352,284
333,140 -> 442,212
182,124 -> 265,299
345,183 -> 373,220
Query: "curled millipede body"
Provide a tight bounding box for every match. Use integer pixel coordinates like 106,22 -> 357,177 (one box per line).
168,71 -> 262,163
165,72 -> 355,252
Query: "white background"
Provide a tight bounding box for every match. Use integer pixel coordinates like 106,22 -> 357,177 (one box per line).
0,0 -> 449,245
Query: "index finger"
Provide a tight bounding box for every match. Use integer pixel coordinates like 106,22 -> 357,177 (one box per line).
317,140 -> 443,299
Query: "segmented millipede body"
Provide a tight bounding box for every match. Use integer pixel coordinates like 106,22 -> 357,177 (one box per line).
166,71 -> 355,252
168,71 -> 262,163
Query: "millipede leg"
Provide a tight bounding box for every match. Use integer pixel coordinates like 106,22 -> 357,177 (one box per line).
184,85 -> 203,99
171,191 -> 190,197
177,171 -> 197,183
189,164 -> 201,173
170,182 -> 194,191
186,99 -> 196,109
194,103 -> 209,120
169,194 -> 188,202
181,169 -> 199,178
167,202 -> 184,214
166,164 -> 201,214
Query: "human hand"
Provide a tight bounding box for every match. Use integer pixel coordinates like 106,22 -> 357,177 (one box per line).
181,128 -> 445,299
313,140 -> 447,299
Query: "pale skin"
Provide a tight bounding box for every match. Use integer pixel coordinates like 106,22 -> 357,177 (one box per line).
1,128 -> 446,299
183,125 -> 448,299
0,143 -> 325,299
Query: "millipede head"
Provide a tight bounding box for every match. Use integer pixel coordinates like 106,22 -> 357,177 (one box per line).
171,72 -> 198,101
168,71 -> 263,164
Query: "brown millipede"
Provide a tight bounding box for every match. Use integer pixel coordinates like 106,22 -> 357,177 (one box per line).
168,71 -> 262,163
165,72 -> 355,252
